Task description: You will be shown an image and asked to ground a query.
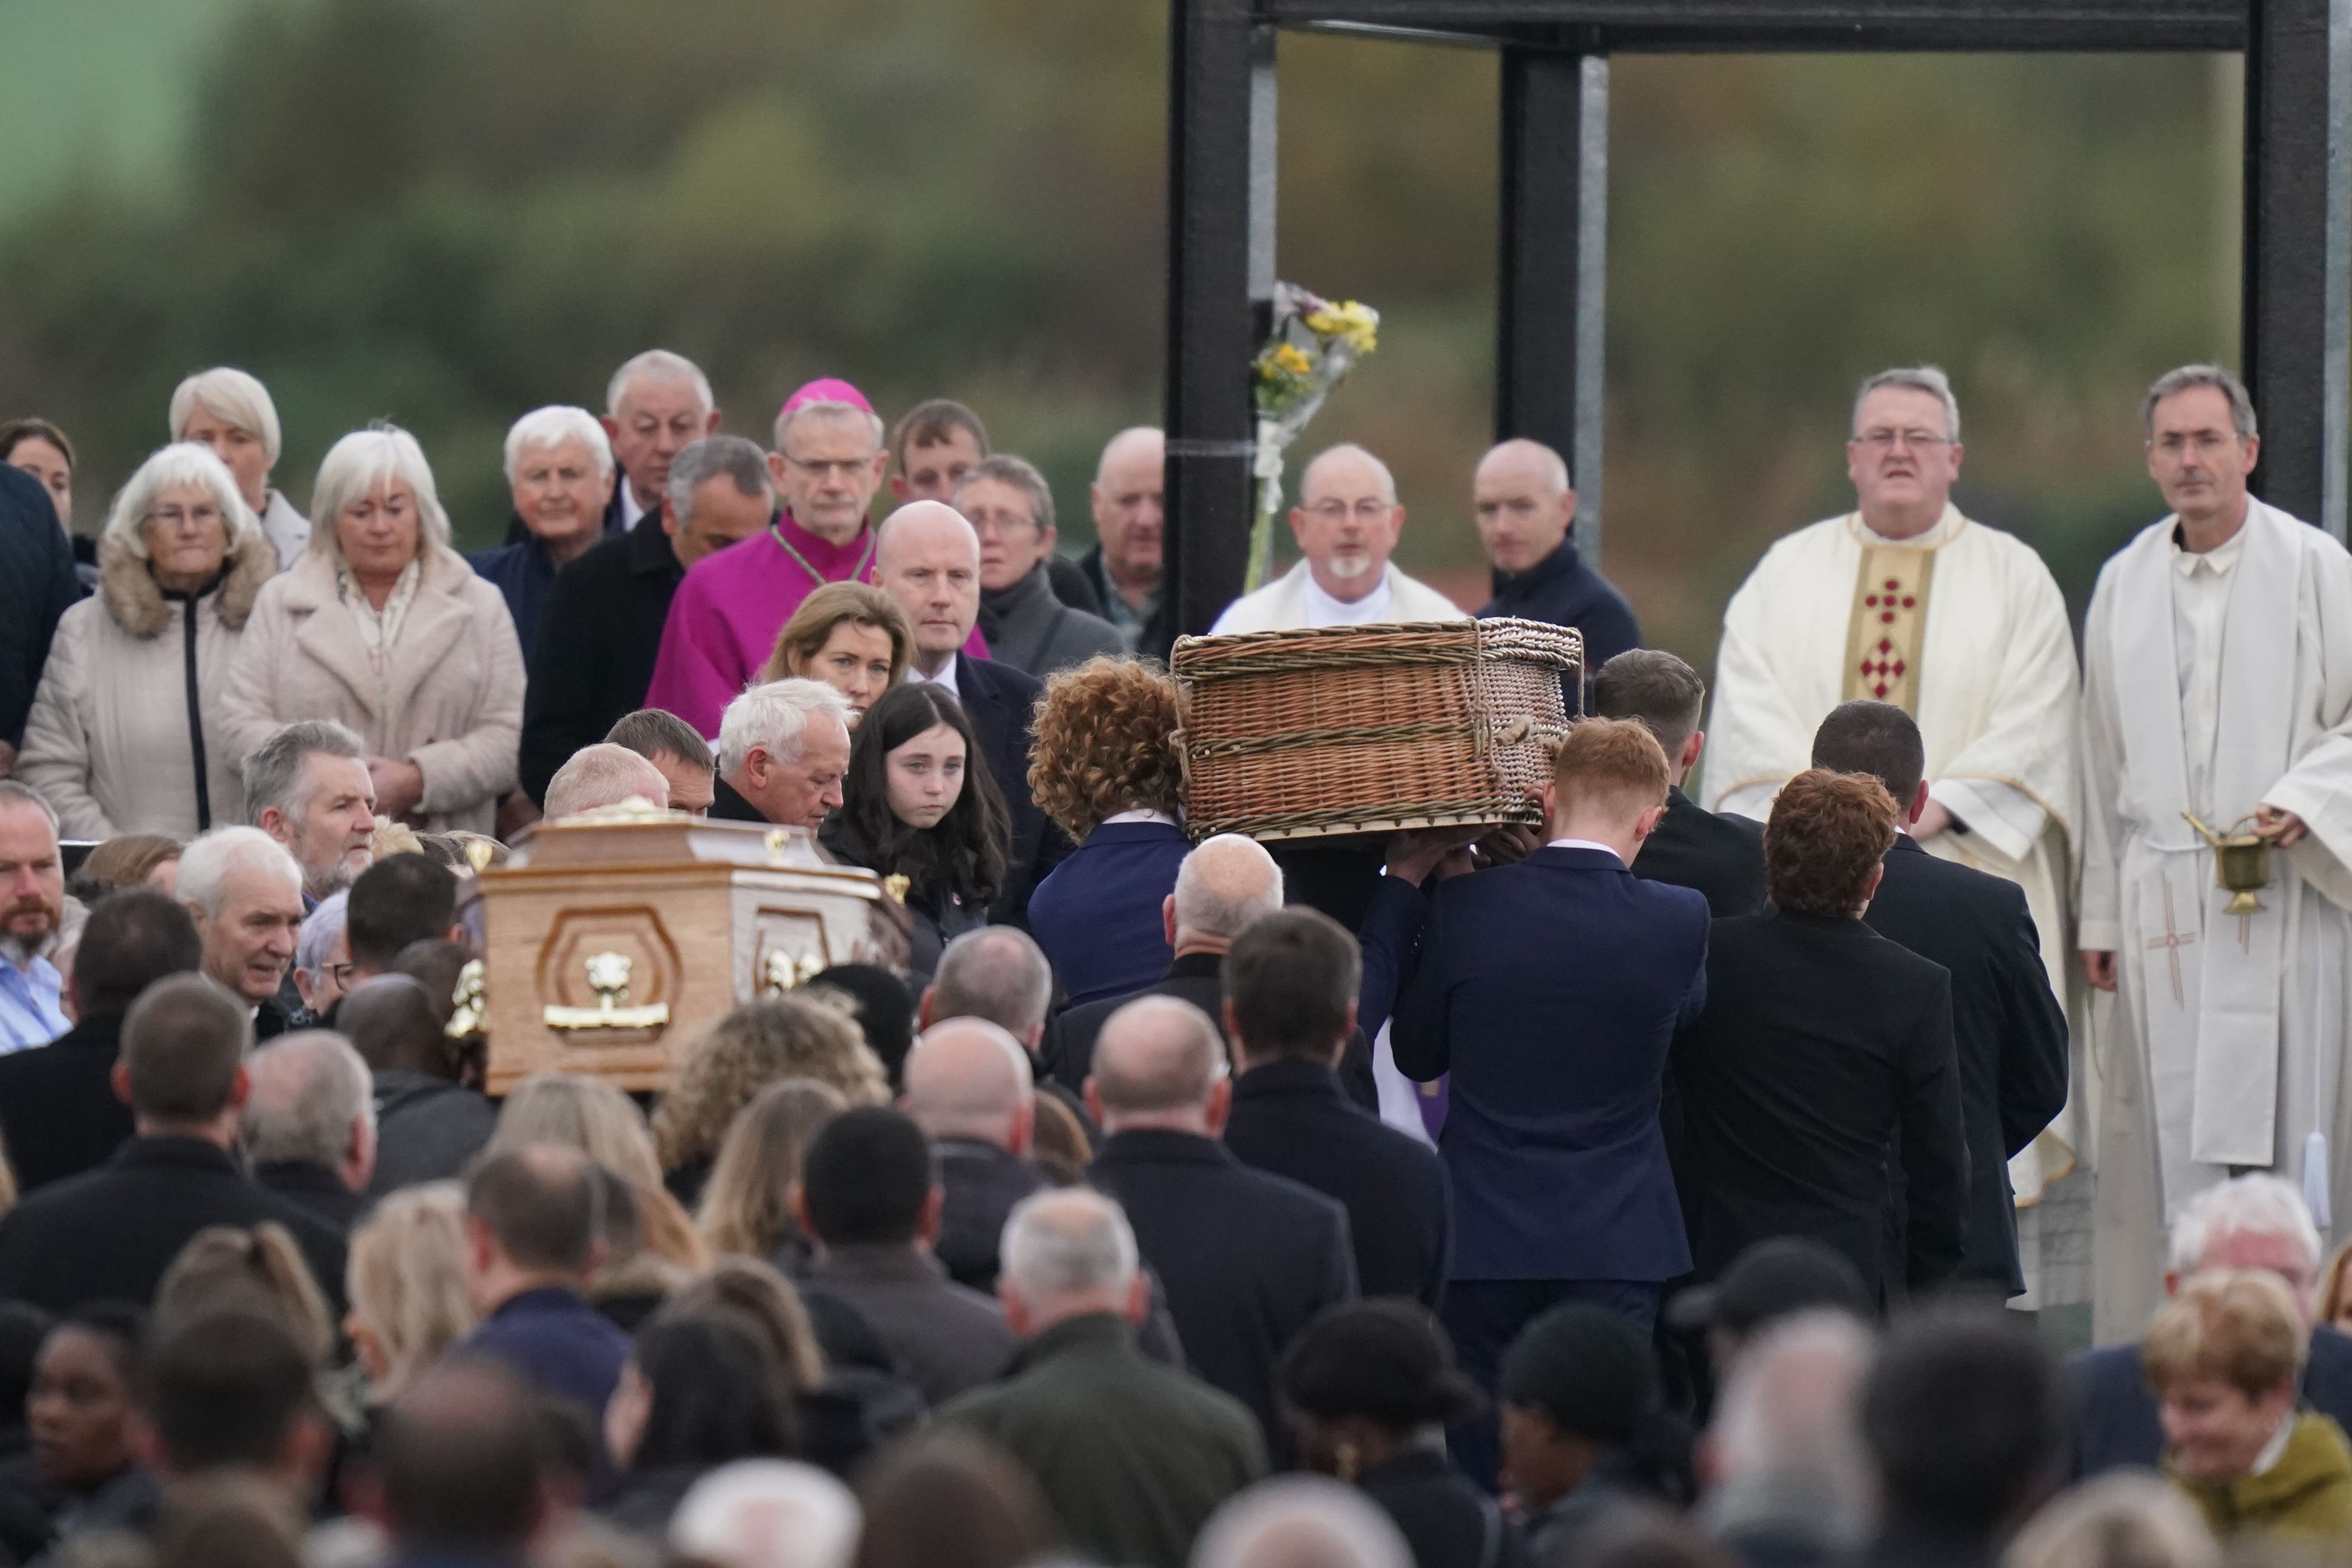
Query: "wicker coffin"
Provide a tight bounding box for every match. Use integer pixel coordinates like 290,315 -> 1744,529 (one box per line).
1172,616 -> 1582,842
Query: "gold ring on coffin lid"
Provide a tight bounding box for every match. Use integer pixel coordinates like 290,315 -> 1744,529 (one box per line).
476,799 -> 910,1093
2183,810 -> 2273,916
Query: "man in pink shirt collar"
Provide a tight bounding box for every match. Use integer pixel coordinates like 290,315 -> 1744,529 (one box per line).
642,378 -> 985,736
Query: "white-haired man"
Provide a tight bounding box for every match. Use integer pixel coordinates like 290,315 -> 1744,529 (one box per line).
602,349 -> 721,530
903,1017 -> 1046,1293
519,435 -> 774,806
1080,427 -> 1173,661
1039,833 -> 1284,1090
468,405 -> 620,656
1085,996 -> 1356,1458
179,825 -> 306,1039
2068,1172 -> 2352,1476
1702,367 -> 2080,1220
1700,1311 -> 1877,1568
1209,444 -> 1466,634
2082,364 -> 2352,1338
646,379 -> 984,738
541,743 -> 670,820
1194,1480 -> 1412,1568
170,365 -> 309,568
874,501 -> 1067,922
709,680 -> 851,832
671,1460 -> 861,1568
940,1187 -> 1265,1568
0,782 -> 69,1049
244,720 -> 376,907
243,1030 -> 376,1232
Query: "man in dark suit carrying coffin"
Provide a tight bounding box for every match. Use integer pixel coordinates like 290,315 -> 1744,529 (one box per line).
1812,699 -> 2068,1297
1364,717 -> 1710,1485
1593,649 -> 1767,919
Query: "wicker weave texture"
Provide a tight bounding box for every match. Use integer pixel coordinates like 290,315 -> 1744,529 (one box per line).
1172,617 -> 1582,842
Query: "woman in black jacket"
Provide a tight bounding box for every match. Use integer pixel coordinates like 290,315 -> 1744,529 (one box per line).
821,681 -> 1009,986
601,1314 -> 797,1533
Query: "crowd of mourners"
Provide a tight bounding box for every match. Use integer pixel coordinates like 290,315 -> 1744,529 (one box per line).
0,353 -> 2345,1568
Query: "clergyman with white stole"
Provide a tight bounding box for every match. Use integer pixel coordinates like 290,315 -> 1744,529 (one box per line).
1699,365 -> 2082,1200
2081,362 -> 2352,1342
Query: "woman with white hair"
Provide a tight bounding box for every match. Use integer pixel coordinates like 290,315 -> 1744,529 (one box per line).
467,405 -> 619,655
222,424 -> 525,834
170,366 -> 310,569
16,443 -> 277,836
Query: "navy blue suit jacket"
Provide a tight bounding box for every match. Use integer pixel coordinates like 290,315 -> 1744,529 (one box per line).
2069,1325 -> 2352,1477
1028,819 -> 1189,1006
1370,848 -> 1710,1282
951,653 -> 1073,925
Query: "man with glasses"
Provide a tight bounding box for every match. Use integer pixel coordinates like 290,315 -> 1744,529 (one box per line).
957,455 -> 1121,678
644,379 -> 986,737
1700,365 -> 2081,1228
1208,443 -> 1467,634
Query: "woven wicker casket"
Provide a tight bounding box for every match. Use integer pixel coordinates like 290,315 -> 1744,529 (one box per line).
1172,616 -> 1582,842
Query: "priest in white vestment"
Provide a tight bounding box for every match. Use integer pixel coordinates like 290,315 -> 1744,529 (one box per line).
2081,364 -> 2352,1341
1701,367 -> 2083,1209
1210,443 -> 1467,634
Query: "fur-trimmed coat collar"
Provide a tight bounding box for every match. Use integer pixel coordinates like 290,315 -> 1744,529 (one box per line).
97,532 -> 275,639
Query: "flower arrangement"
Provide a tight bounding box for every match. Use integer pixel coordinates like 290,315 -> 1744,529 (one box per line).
1245,283 -> 1381,592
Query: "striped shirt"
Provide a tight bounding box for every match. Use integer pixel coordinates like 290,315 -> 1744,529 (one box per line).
0,946 -> 67,1052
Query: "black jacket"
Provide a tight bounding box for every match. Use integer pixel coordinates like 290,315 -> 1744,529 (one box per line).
0,1013 -> 134,1192
1077,546 -> 1175,665
947,653 -> 1074,924
1477,535 -> 1640,699
934,1138 -> 1049,1293
0,466 -> 79,749
255,1160 -> 368,1234
1670,910 -> 1969,1300
1359,1449 -> 1521,1568
1862,836 -> 2069,1295
1631,788 -> 1767,919
367,1070 -> 498,1196
708,773 -> 766,824
0,1137 -> 348,1313
1088,1129 -> 1357,1454
520,513 -> 687,804
1222,1058 -> 1451,1307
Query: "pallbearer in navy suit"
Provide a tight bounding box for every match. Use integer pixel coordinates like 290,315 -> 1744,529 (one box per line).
1361,717 -> 1710,1486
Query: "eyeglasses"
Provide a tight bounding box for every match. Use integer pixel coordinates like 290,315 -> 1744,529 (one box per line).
1851,429 -> 1953,453
1304,499 -> 1394,523
782,455 -> 878,482
147,503 -> 224,529
968,511 -> 1039,537
321,961 -> 357,987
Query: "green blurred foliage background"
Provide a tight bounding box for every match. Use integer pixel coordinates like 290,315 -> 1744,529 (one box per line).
0,0 -> 2243,667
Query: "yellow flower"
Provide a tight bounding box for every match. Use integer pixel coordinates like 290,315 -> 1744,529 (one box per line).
1272,344 -> 1314,374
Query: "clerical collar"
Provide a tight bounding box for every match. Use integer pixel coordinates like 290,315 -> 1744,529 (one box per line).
2171,519 -> 2248,578
1850,504 -> 1965,550
1301,565 -> 1395,627
913,656 -> 961,698
1546,838 -> 1623,863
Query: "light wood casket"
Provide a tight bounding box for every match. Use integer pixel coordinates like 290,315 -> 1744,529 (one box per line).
472,807 -> 910,1093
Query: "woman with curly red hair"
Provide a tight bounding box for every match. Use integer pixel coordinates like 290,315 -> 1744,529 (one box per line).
1022,656 -> 1189,1005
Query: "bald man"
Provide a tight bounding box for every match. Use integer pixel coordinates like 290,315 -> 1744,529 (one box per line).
875,501 -> 1072,921
1080,427 -> 1173,660
1474,438 -> 1641,675
1085,995 -> 1356,1458
903,1018 -> 1048,1291
1209,444 -> 1467,634
1040,833 -> 1284,1092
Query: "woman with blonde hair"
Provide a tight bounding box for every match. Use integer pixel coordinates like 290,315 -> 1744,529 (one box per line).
155,1223 -> 336,1369
222,423 -> 524,833
492,1071 -> 664,1192
759,582 -> 911,724
343,1183 -> 476,1405
169,366 -> 309,568
1022,656 -> 1189,1006
18,443 -> 277,836
652,996 -> 888,1206
698,1079 -> 850,1265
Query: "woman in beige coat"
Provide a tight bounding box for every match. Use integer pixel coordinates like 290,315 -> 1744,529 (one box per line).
222,424 -> 525,835
18,442 -> 275,838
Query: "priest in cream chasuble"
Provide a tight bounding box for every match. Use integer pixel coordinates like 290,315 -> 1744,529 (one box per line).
2081,367 -> 2352,1341
1701,370 -> 2083,1207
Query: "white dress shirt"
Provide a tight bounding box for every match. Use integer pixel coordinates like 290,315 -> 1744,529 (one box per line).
2170,520 -> 2247,811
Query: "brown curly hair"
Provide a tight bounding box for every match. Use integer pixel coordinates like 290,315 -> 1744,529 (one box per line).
1764,769 -> 1898,917
1027,656 -> 1184,841
652,993 -> 890,1173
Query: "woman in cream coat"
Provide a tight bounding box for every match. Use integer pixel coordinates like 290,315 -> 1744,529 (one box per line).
18,443 -> 275,837
223,424 -> 525,835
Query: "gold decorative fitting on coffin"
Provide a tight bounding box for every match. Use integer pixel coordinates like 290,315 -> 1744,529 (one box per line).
762,949 -> 828,997
2183,810 -> 2273,916
884,874 -> 911,904
544,950 -> 671,1031
447,958 -> 489,1039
